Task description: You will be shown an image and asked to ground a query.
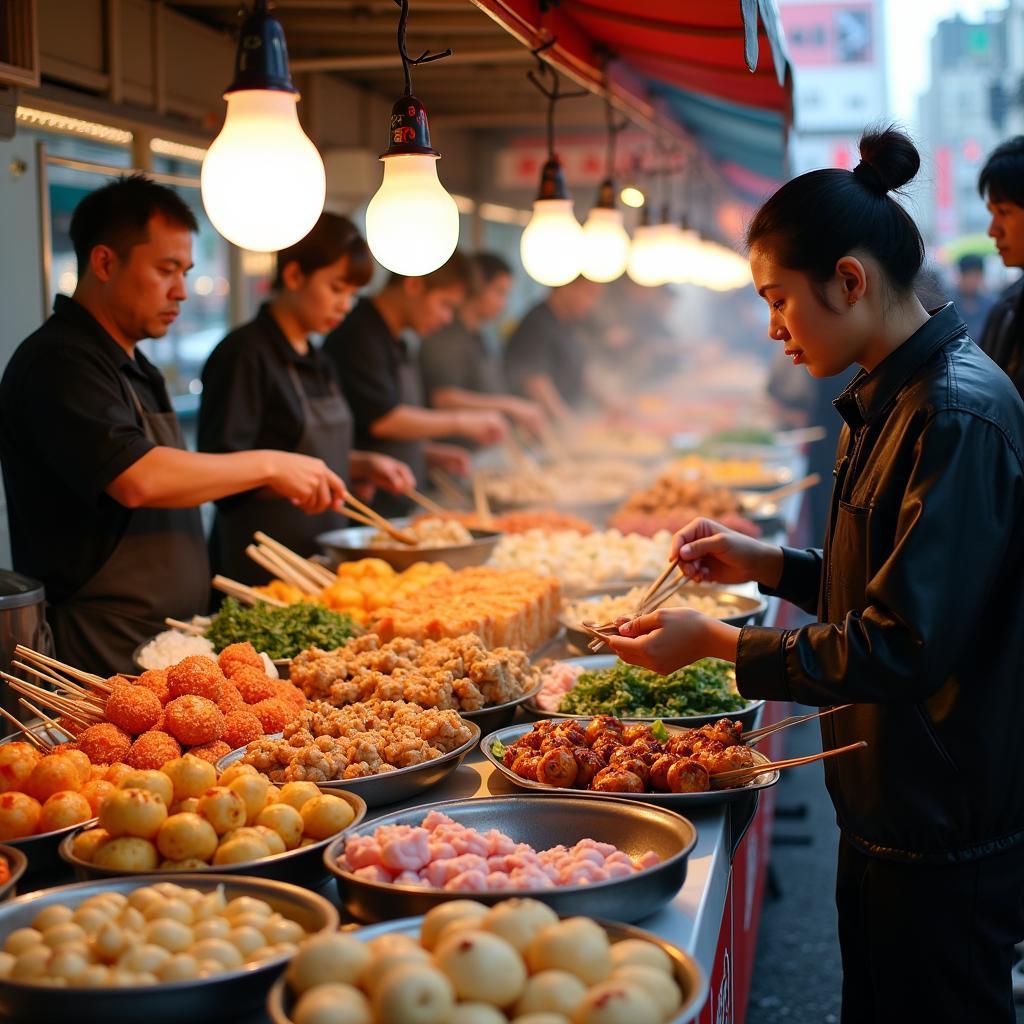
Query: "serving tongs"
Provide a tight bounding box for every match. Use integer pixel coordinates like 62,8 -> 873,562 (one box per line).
712,739 -> 867,788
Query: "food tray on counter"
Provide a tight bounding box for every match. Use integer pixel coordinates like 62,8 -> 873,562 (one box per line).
0,844 -> 28,902
216,722 -> 482,809
525,655 -> 764,729
458,676 -> 544,733
482,721 -> 779,808
323,794 -> 696,924
317,521 -> 502,572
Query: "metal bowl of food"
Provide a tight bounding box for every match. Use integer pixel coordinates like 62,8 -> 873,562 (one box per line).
0,845 -> 28,902
458,677 -> 544,734
267,912 -> 709,1024
216,722 -> 482,809
482,720 -> 780,809
323,793 -> 696,924
58,787 -> 366,889
0,873 -> 338,1024
527,654 -> 764,729
317,520 -> 502,573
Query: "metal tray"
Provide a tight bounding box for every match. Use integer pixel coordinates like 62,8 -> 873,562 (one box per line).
58,787 -> 366,888
526,654 -> 764,729
216,721 -> 482,809
324,793 -> 695,924
0,873 -> 338,1024
0,845 -> 28,902
458,676 -> 543,733
481,721 -> 780,808
268,914 -> 709,1024
317,520 -> 502,572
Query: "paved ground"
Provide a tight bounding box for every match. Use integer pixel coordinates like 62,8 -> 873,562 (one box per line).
746,714 -> 1024,1024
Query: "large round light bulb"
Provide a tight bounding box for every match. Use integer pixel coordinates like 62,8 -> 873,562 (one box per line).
667,228 -> 701,285
580,207 -> 630,283
626,224 -> 667,287
365,153 -> 460,276
520,198 -> 583,287
201,90 -> 325,252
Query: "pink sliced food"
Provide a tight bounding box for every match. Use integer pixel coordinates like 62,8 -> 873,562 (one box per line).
536,663 -> 585,711
336,811 -> 662,892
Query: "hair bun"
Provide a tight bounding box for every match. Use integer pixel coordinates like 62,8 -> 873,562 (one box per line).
855,125 -> 920,194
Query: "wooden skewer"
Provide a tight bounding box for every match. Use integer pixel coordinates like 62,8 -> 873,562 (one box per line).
250,541 -> 322,592
14,646 -> 106,688
342,493 -> 417,546
744,704 -> 854,743
713,740 -> 867,787
165,617 -> 207,636
9,661 -> 105,709
472,476 -> 494,527
0,708 -> 50,751
1,677 -> 98,726
253,533 -> 335,588
429,469 -> 471,509
246,545 -> 318,595
212,575 -> 288,608
775,425 -> 827,446
404,487 -> 447,517
18,699 -> 68,737
748,472 -> 822,510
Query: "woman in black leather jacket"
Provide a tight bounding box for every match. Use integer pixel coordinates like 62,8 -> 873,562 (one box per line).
608,127 -> 1024,1024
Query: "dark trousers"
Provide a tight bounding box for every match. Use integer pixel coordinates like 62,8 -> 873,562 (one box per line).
836,834 -> 1024,1023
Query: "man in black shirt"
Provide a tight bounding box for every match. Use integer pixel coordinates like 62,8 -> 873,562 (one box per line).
505,276 -> 603,418
0,175 -> 347,673
323,252 -> 506,516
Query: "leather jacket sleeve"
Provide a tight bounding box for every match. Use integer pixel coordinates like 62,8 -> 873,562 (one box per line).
758,546 -> 822,616
736,410 -> 1024,704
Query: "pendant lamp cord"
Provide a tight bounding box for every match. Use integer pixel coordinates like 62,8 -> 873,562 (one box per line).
393,0 -> 452,96
601,62 -> 628,179
527,36 -> 588,159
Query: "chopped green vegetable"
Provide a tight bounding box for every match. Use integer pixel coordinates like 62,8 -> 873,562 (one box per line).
558,659 -> 744,718
491,739 -> 506,760
651,719 -> 669,741
206,598 -> 361,660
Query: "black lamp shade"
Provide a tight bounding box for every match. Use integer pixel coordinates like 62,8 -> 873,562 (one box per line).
536,156 -> 570,201
226,2 -> 297,95
381,95 -> 439,157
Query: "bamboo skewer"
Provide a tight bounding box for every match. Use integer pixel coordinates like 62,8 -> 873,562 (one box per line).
13,646 -> 107,689
0,676 -> 98,727
775,425 -> 827,446
11,663 -> 103,710
429,469 -> 471,509
253,533 -> 335,589
746,473 -> 821,511
245,545 -> 318,595
744,704 -> 854,743
713,740 -> 867,787
472,476 -> 494,528
212,576 -> 288,608
165,617 -> 206,636
404,487 -> 446,517
18,699 -> 68,737
0,708 -> 50,751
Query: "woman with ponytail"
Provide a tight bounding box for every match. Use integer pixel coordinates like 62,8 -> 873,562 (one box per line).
608,127 -> 1024,1022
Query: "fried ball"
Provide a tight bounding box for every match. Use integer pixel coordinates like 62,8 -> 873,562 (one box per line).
513,969 -> 587,1017
609,939 -> 674,976
126,732 -> 182,771
231,667 -> 276,705
213,834 -> 271,865
136,670 -> 170,705
591,736 -> 624,763
227,774 -> 269,823
187,741 -> 231,765
372,964 -> 455,1024
0,742 -> 42,793
71,827 -> 111,863
272,681 -> 305,710
524,918 -> 612,985
24,754 -> 82,802
277,781 -> 320,812
552,723 -> 588,747
648,755 -> 677,793
435,931 -> 526,1006
590,768 -> 644,794
511,753 -> 543,782
156,813 -> 219,862
217,684 -> 246,716
93,837 -> 159,873
197,787 -> 247,835
571,748 -> 604,789
536,749 -> 578,789
255,802 -> 303,849
99,787 -> 168,839
50,741 -> 80,757
56,717 -> 85,739
0,792 -> 42,839
250,698 -> 293,734
482,899 -> 558,954
286,932 -> 372,993
161,754 -> 217,802
119,769 -> 174,807
167,656 -> 224,703
38,791 -> 93,832
218,764 -> 257,787
606,753 -> 649,785
222,711 -> 263,751
218,642 -> 263,678
666,759 -> 710,794
164,697 -> 225,747
300,794 -> 355,840
701,745 -> 756,776
294,983 -> 372,1024
105,685 -> 162,734
611,964 -> 682,1019
584,716 -> 625,745
105,762 -> 134,786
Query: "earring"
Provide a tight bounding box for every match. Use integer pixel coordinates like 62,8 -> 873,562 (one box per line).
847,298 -> 857,307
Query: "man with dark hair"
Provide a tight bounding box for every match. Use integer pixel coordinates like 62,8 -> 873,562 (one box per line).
420,252 -> 544,435
977,136 -> 1024,398
0,175 -> 348,673
324,251 -> 507,516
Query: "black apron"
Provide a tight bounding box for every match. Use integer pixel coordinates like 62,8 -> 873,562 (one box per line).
370,347 -> 426,518
47,384 -> 210,676
213,362 -> 353,584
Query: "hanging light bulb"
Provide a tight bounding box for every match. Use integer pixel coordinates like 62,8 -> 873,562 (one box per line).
667,219 -> 702,286
364,1 -> 458,276
626,210 -> 666,287
201,0 -> 325,252
620,186 -> 645,209
521,157 -> 584,286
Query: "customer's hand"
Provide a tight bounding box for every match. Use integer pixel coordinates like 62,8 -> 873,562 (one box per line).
671,518 -> 784,589
605,608 -> 718,674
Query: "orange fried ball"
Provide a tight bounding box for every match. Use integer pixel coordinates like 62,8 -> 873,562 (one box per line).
136,669 -> 170,705
79,779 -> 116,815
50,742 -> 80,757
56,716 -> 85,738
167,655 -> 224,703
222,710 -> 263,750
105,684 -> 163,734
0,791 -> 41,839
217,683 -> 246,716
126,731 -> 182,770
187,740 -> 231,765
61,749 -> 92,787
272,681 -> 306,711
78,723 -> 133,765
250,698 -> 294,734
218,642 -> 263,677
39,790 -> 93,832
0,742 -> 42,793
164,696 -> 225,746
231,667 -> 276,705
24,754 -> 85,802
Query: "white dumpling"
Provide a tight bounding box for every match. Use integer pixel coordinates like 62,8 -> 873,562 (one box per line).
449,1002 -> 508,1024
293,983 -> 373,1024
609,939 -> 673,976
372,963 -> 454,1024
420,900 -> 489,951
483,899 -> 558,952
525,919 -> 612,985
287,933 -> 373,995
514,969 -> 588,1017
512,1015 -> 572,1024
612,965 -> 682,1020
571,980 -> 661,1024
434,930 -> 527,1007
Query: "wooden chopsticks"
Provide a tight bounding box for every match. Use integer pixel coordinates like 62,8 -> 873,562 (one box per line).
341,493 -> 417,546
744,704 -> 854,744
746,472 -> 821,511
712,740 -> 867,787
405,487 -> 446,516
252,532 -> 334,589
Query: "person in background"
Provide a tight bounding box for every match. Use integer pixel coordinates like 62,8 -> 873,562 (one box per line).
504,275 -> 604,419
977,136 -> 1024,399
949,254 -> 993,342
0,176 -> 346,673
420,252 -> 545,436
323,251 -> 507,517
198,213 -> 415,584
609,127 -> 1024,1022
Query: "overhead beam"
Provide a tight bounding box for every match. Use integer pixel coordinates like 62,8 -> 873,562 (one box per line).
290,46 -> 529,72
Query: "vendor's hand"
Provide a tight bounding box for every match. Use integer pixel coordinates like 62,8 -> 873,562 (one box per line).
502,398 -> 546,436
361,453 -> 416,495
426,443 -> 472,477
265,451 -> 348,515
455,410 -> 508,445
604,607 -> 718,674
671,517 -> 783,588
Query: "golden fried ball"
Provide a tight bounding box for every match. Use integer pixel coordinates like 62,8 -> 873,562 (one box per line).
513,969 -> 587,1018
93,837 -> 160,872
99,788 -> 167,839
293,983 -> 373,1024
610,964 -> 682,1019
227,774 -> 269,824
197,787 -> 246,835
104,763 -> 134,786
524,918 -> 612,986
608,939 -> 674,976
79,779 -> 117,816
277,781 -> 321,812
38,791 -> 93,833
213,834 -> 271,865
169,798 -> 200,815
0,743 -> 42,794
0,791 -> 42,840
217,763 -> 257,787
24,755 -> 82,803
161,754 -> 217,802
434,930 -> 526,1007
300,795 -> 355,840
287,932 -> 372,994
156,812 -> 219,862
420,900 -> 489,951
71,827 -> 111,863
255,802 -> 303,849
571,980 -> 661,1024
119,769 -> 174,807
483,899 -> 559,953
372,964 -> 454,1024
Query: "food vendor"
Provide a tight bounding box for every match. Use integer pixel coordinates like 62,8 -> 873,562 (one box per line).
504,275 -> 604,419
420,252 -> 545,436
608,128 -> 1024,1021
323,251 -> 507,517
197,213 -> 415,584
0,176 -> 347,674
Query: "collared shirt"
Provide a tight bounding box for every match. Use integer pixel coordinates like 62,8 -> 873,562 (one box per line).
0,295 -> 171,602
322,297 -> 411,446
504,301 -> 587,406
420,317 -> 505,402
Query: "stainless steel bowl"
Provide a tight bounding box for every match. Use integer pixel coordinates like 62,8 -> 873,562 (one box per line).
482,721 -> 780,808
0,873 -> 338,1024
458,677 -> 543,733
4,816 -> 98,877
526,654 -> 764,729
317,520 -> 502,572
58,787 -> 367,887
324,793 -> 696,924
267,914 -> 708,1024
0,845 -> 28,902
216,722 -> 482,809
